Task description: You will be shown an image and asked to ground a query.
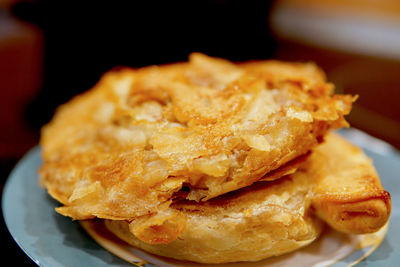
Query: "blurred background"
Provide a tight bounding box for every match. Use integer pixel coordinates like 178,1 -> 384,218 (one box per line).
1,0 -> 399,265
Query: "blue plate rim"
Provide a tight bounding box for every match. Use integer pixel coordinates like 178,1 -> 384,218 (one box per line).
2,128 -> 399,266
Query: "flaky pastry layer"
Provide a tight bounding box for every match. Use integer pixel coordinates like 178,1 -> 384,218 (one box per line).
113,133 -> 390,244
39,54 -> 353,221
105,172 -> 322,263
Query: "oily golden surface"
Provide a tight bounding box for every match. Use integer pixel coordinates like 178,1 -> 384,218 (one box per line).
103,133 -> 390,264
309,133 -> 391,234
105,173 -> 322,264
39,53 -> 353,221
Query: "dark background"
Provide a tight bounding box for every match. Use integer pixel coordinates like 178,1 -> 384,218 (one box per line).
2,0 -> 400,265
18,1 -> 276,130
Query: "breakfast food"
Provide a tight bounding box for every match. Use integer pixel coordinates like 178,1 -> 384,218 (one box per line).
39,53 -> 352,219
102,133 -> 390,263
105,170 -> 322,264
39,54 -> 390,264
310,134 -> 391,234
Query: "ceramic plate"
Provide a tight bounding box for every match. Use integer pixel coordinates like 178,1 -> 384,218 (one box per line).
2,128 -> 400,267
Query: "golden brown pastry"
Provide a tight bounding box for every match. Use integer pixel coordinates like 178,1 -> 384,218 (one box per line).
105,172 -> 322,264
309,133 -> 391,234
103,133 -> 390,263
39,54 -> 353,224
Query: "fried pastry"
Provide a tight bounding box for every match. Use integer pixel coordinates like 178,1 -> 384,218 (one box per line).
39,54 -> 353,223
309,133 -> 391,234
102,133 -> 390,263
105,171 -> 322,264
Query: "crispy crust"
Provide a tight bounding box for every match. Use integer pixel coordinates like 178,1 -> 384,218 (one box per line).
105,173 -> 323,263
107,133 -> 390,252
39,53 -> 353,221
309,133 -> 391,234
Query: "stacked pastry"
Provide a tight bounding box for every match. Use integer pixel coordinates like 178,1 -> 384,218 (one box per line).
39,54 -> 391,264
